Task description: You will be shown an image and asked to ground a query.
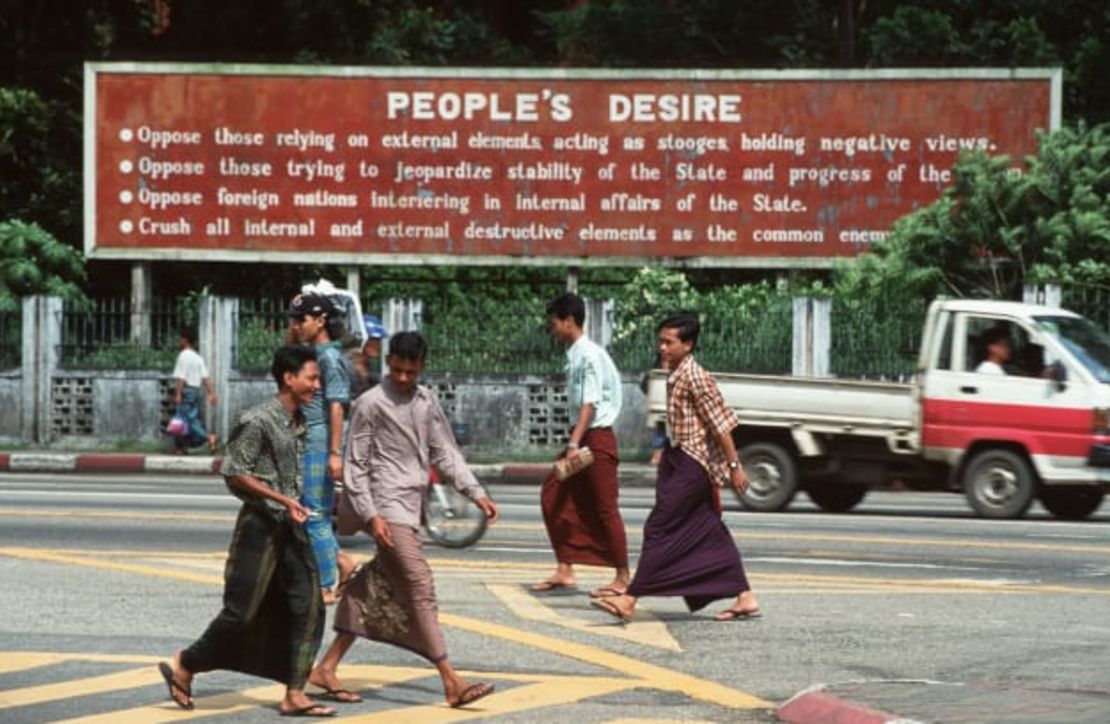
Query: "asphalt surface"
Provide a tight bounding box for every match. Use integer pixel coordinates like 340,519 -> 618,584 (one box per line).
1,473 -> 1109,722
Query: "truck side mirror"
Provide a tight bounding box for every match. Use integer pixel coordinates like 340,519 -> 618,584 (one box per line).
1048,361 -> 1067,392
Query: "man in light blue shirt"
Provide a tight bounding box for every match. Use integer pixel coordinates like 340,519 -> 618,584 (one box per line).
532,293 -> 631,599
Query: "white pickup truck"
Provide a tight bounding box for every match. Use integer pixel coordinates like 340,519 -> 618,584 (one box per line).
646,299 -> 1110,519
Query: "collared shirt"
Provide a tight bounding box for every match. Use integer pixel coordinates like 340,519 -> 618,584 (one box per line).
340,376 -> 487,532
975,360 -> 1006,375
220,397 -> 306,514
566,336 -> 622,428
667,353 -> 740,487
172,347 -> 208,388
302,340 -> 350,451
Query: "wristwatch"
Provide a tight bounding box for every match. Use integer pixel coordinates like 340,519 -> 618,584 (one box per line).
727,460 -> 741,470
329,448 -> 342,456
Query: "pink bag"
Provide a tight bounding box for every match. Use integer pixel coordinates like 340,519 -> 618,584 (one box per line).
166,413 -> 188,437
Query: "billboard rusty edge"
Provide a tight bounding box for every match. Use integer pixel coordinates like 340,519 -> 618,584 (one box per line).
83,62 -> 1064,268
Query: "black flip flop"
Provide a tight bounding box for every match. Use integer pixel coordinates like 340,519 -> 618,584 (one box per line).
715,608 -> 762,621
158,662 -> 194,710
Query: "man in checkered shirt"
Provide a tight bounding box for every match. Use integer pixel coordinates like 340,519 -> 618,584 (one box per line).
592,311 -> 762,623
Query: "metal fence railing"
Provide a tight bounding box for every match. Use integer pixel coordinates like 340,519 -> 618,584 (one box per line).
0,309 -> 19,369
830,294 -> 927,381
59,297 -> 187,370
421,295 -> 564,375
610,293 -> 794,376
235,297 -> 289,372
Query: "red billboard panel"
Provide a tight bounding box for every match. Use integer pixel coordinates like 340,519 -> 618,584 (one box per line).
85,64 -> 1059,267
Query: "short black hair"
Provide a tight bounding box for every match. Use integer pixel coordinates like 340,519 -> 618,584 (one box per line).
179,326 -> 198,347
271,344 -> 317,388
657,311 -> 700,349
546,292 -> 585,328
983,326 -> 1010,346
388,331 -> 428,362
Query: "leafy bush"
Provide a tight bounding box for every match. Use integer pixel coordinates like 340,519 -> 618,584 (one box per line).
0,219 -> 85,312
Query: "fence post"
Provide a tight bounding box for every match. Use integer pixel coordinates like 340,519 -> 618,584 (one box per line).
584,297 -> 614,348
792,297 -> 830,378
130,262 -> 152,346
199,296 -> 237,446
21,295 -> 62,444
345,268 -> 361,302
812,298 -> 831,378
1044,284 -> 1062,309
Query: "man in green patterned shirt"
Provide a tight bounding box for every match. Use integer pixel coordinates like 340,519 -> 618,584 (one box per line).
158,345 -> 338,717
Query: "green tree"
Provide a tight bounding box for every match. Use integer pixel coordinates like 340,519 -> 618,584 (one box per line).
0,219 -> 86,311
834,122 -> 1110,301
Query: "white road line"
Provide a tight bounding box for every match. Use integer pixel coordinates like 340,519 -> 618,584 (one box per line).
747,556 -> 987,571
0,490 -> 236,503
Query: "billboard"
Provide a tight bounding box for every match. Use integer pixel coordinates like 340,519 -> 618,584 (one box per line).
85,64 -> 1060,267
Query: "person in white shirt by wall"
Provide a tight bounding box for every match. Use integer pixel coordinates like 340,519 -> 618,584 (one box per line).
172,326 -> 217,455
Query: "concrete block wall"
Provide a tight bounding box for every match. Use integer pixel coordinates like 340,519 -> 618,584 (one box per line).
0,371 -> 22,444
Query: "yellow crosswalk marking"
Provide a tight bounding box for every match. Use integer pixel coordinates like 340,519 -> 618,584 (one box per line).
486,583 -> 683,652
57,682 -> 286,723
0,666 -> 161,710
0,652 -> 70,675
440,612 -> 770,709
333,677 -> 638,723
0,548 -> 772,711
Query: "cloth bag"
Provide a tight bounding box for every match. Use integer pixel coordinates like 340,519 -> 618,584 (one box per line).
553,446 -> 594,481
165,410 -> 188,437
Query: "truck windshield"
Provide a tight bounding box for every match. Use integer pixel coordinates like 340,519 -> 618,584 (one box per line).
1034,315 -> 1110,384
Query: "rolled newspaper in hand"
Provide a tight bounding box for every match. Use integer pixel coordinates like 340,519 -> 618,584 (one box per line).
554,446 -> 595,481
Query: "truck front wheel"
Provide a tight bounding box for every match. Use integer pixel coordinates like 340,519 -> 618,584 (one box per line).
807,483 -> 868,513
1039,487 -> 1105,520
738,442 -> 798,512
962,449 -> 1036,519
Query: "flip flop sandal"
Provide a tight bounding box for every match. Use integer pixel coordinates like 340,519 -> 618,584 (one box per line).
281,703 -> 337,717
451,682 -> 495,708
715,608 -> 762,621
312,687 -> 362,703
590,598 -> 632,623
158,662 -> 194,711
529,580 -> 576,592
588,587 -> 627,598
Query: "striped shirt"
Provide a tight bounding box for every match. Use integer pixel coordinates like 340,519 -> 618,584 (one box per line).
666,354 -> 739,487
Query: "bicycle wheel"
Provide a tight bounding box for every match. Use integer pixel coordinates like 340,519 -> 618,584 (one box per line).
423,484 -> 488,548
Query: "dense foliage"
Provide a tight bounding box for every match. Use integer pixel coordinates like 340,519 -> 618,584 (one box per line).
0,219 -> 85,311
836,121 -> 1110,301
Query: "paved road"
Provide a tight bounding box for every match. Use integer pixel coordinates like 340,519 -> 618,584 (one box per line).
1,473 -> 1109,722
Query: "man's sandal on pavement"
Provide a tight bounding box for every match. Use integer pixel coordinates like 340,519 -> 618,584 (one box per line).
281,703 -> 337,717
157,662 -> 194,710
450,682 -> 495,708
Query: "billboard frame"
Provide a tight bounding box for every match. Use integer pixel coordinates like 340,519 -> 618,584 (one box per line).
84,62 -> 1062,269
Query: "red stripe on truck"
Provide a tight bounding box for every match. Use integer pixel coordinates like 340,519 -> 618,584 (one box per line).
922,398 -> 1095,457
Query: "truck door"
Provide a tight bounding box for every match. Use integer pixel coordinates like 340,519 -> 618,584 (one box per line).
926,312 -> 1092,475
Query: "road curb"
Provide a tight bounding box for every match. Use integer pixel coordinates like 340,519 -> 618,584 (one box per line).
0,452 -> 658,485
777,686 -> 914,724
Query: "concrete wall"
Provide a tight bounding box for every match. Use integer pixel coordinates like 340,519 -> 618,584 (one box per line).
0,370 -> 22,444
